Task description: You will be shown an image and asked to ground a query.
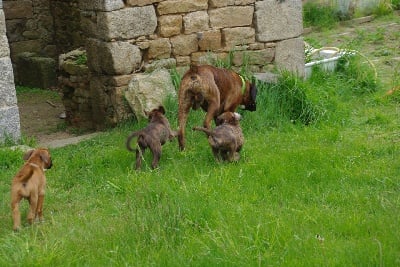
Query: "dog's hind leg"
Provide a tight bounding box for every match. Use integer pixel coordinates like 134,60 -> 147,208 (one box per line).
27,193 -> 38,225
11,195 -> 23,231
178,99 -> 191,151
135,146 -> 145,170
37,194 -> 45,222
203,99 -> 219,129
150,144 -> 162,169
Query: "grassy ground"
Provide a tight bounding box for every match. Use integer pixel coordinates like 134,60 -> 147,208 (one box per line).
1,16 -> 400,267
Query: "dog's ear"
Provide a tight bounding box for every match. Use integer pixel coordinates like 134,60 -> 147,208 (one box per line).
233,112 -> 241,121
40,150 -> 50,165
250,83 -> 257,102
23,150 -> 34,161
158,106 -> 166,114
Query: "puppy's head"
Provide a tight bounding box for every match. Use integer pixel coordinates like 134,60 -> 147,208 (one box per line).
146,106 -> 166,122
23,148 -> 52,170
216,112 -> 241,126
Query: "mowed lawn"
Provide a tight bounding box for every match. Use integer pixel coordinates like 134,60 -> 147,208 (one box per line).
1,16 -> 400,267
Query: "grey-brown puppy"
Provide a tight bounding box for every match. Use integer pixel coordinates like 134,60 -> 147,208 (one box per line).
11,148 -> 53,231
126,106 -> 176,170
193,112 -> 244,162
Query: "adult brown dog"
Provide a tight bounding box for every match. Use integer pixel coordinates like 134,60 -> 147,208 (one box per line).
11,148 -> 53,231
193,112 -> 244,162
126,106 -> 176,170
177,64 -> 257,151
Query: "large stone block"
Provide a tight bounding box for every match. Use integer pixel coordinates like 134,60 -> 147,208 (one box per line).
79,0 -> 124,11
171,34 -> 198,56
3,0 -> 33,19
275,37 -> 305,76
198,30 -> 222,51
126,0 -> 160,6
0,106 -> 21,142
158,15 -> 182,37
16,52 -> 57,89
0,34 -> 9,58
87,39 -> 142,75
209,0 -> 255,8
148,38 -> 171,60
209,6 -> 253,28
222,27 -> 255,48
255,0 -> 303,42
157,0 -> 208,15
97,6 -> 157,41
90,75 -> 132,128
0,57 -> 16,106
232,48 -> 275,66
9,40 -> 41,60
183,11 -> 209,34
0,10 -> 5,35
125,68 -> 176,120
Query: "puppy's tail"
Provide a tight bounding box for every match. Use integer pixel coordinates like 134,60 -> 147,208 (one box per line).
126,131 -> 141,152
192,126 -> 213,137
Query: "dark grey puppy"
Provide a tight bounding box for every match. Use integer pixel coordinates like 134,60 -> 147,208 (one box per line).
126,106 -> 176,170
193,112 -> 244,162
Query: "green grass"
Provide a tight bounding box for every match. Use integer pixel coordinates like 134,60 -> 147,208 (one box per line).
1,17 -> 400,267
1,65 -> 399,266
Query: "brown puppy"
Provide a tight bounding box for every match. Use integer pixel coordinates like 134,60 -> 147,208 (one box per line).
11,148 -> 53,231
193,112 -> 244,162
126,106 -> 176,170
178,64 -> 256,150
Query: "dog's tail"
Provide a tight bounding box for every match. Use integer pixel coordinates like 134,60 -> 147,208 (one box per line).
126,131 -> 141,152
192,126 -> 213,136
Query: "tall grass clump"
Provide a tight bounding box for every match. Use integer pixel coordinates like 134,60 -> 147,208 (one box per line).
256,71 -> 321,126
335,53 -> 379,95
303,2 -> 341,29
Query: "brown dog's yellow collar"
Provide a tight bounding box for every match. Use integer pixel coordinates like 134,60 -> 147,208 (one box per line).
239,75 -> 246,95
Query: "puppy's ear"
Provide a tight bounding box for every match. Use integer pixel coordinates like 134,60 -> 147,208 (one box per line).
158,106 -> 166,114
233,112 -> 241,121
23,150 -> 34,161
40,151 -> 50,165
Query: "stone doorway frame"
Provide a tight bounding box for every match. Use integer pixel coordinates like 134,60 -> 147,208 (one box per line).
0,0 -> 20,142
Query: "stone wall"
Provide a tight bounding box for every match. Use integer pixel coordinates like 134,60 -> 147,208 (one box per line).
3,0 -> 84,87
80,0 -> 304,129
2,0 -> 305,131
0,0 -> 21,142
58,48 -> 92,129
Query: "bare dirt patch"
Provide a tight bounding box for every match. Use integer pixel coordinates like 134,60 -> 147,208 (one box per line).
17,88 -> 76,145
